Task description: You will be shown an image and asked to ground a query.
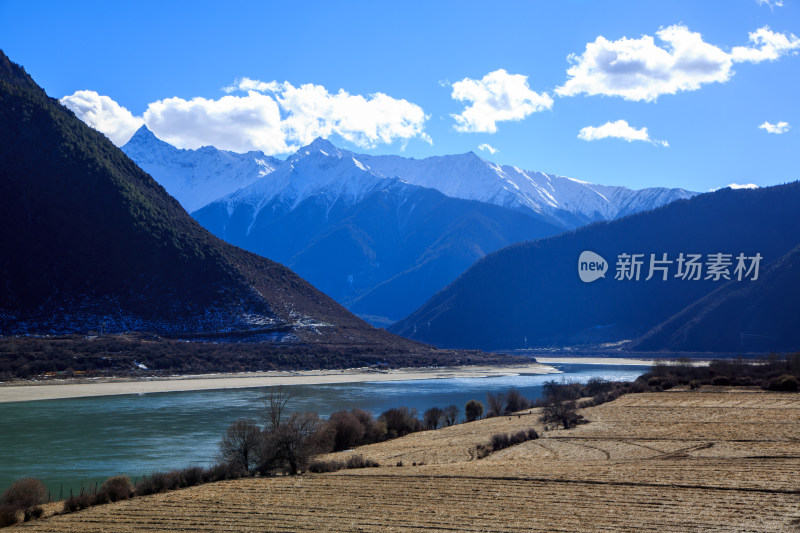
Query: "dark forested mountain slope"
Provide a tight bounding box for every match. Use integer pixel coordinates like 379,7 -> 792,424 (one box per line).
633,243 -> 800,353
0,50 -> 416,351
390,183 -> 800,351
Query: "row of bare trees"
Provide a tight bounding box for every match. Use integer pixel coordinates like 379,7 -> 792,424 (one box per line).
219,383 -> 591,475
218,389 -> 491,474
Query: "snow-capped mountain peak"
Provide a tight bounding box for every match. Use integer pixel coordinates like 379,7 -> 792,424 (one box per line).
121,127 -> 281,212
218,140 -> 392,224
290,137 -> 343,162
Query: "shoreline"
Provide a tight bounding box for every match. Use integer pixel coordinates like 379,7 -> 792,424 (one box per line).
0,362 -> 562,404
533,356 -> 657,366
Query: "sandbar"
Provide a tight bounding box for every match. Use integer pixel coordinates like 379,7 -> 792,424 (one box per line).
0,363 -> 559,403
534,356 -> 656,366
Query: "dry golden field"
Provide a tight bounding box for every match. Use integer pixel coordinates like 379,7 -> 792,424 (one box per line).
13,389 -> 800,532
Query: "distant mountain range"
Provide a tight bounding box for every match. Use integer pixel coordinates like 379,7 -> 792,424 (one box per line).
122,130 -> 696,326
390,183 -> 800,353
0,50 -> 416,354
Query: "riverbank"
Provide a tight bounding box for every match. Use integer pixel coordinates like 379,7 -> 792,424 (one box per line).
535,356 -> 709,366
0,362 -> 560,403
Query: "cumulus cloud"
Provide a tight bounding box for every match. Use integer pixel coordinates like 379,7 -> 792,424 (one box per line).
759,120 -> 791,133
578,120 -> 668,147
731,27 -> 800,62
60,90 -> 143,145
478,143 -> 498,154
63,79 -> 430,153
450,69 -> 553,133
556,25 -> 800,102
756,0 -> 783,8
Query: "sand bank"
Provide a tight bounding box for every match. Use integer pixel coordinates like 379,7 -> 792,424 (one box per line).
0,363 -> 559,403
534,356 -> 656,366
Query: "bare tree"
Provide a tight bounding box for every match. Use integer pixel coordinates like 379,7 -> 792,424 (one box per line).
485,391 -> 507,418
263,387 -> 292,432
379,407 -> 420,438
423,407 -> 445,430
505,388 -> 530,414
539,380 -> 579,429
326,410 -> 366,451
443,404 -> 459,427
259,412 -> 326,475
219,418 -> 262,472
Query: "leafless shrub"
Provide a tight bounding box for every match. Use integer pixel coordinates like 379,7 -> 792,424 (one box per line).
345,455 -> 379,469
0,505 -> 19,527
94,476 -> 132,504
62,493 -> 91,513
308,460 -> 344,473
180,466 -> 204,487
0,478 -> 47,512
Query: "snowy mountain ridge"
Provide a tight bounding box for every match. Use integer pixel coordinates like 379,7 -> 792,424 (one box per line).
122,126 -> 282,212
355,150 -> 697,226
123,129 -> 697,229
199,136 -> 697,232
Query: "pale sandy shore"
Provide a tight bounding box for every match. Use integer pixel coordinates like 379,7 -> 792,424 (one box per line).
0,363 -> 559,403
534,356 -> 656,366
535,356 -> 710,367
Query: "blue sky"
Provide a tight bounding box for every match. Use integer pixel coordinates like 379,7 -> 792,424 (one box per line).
1,0 -> 798,191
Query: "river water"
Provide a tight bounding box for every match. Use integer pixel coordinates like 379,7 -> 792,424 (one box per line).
0,363 -> 649,496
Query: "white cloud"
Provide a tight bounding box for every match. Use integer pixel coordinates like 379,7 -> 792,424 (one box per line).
731,27 -> 800,62
477,143 -> 498,154
450,69 -> 553,133
63,79 -> 430,153
258,80 -> 431,149
60,90 -> 143,145
143,92 -> 288,153
756,0 -> 783,9
557,25 -> 800,102
578,120 -> 668,147
759,120 -> 791,133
